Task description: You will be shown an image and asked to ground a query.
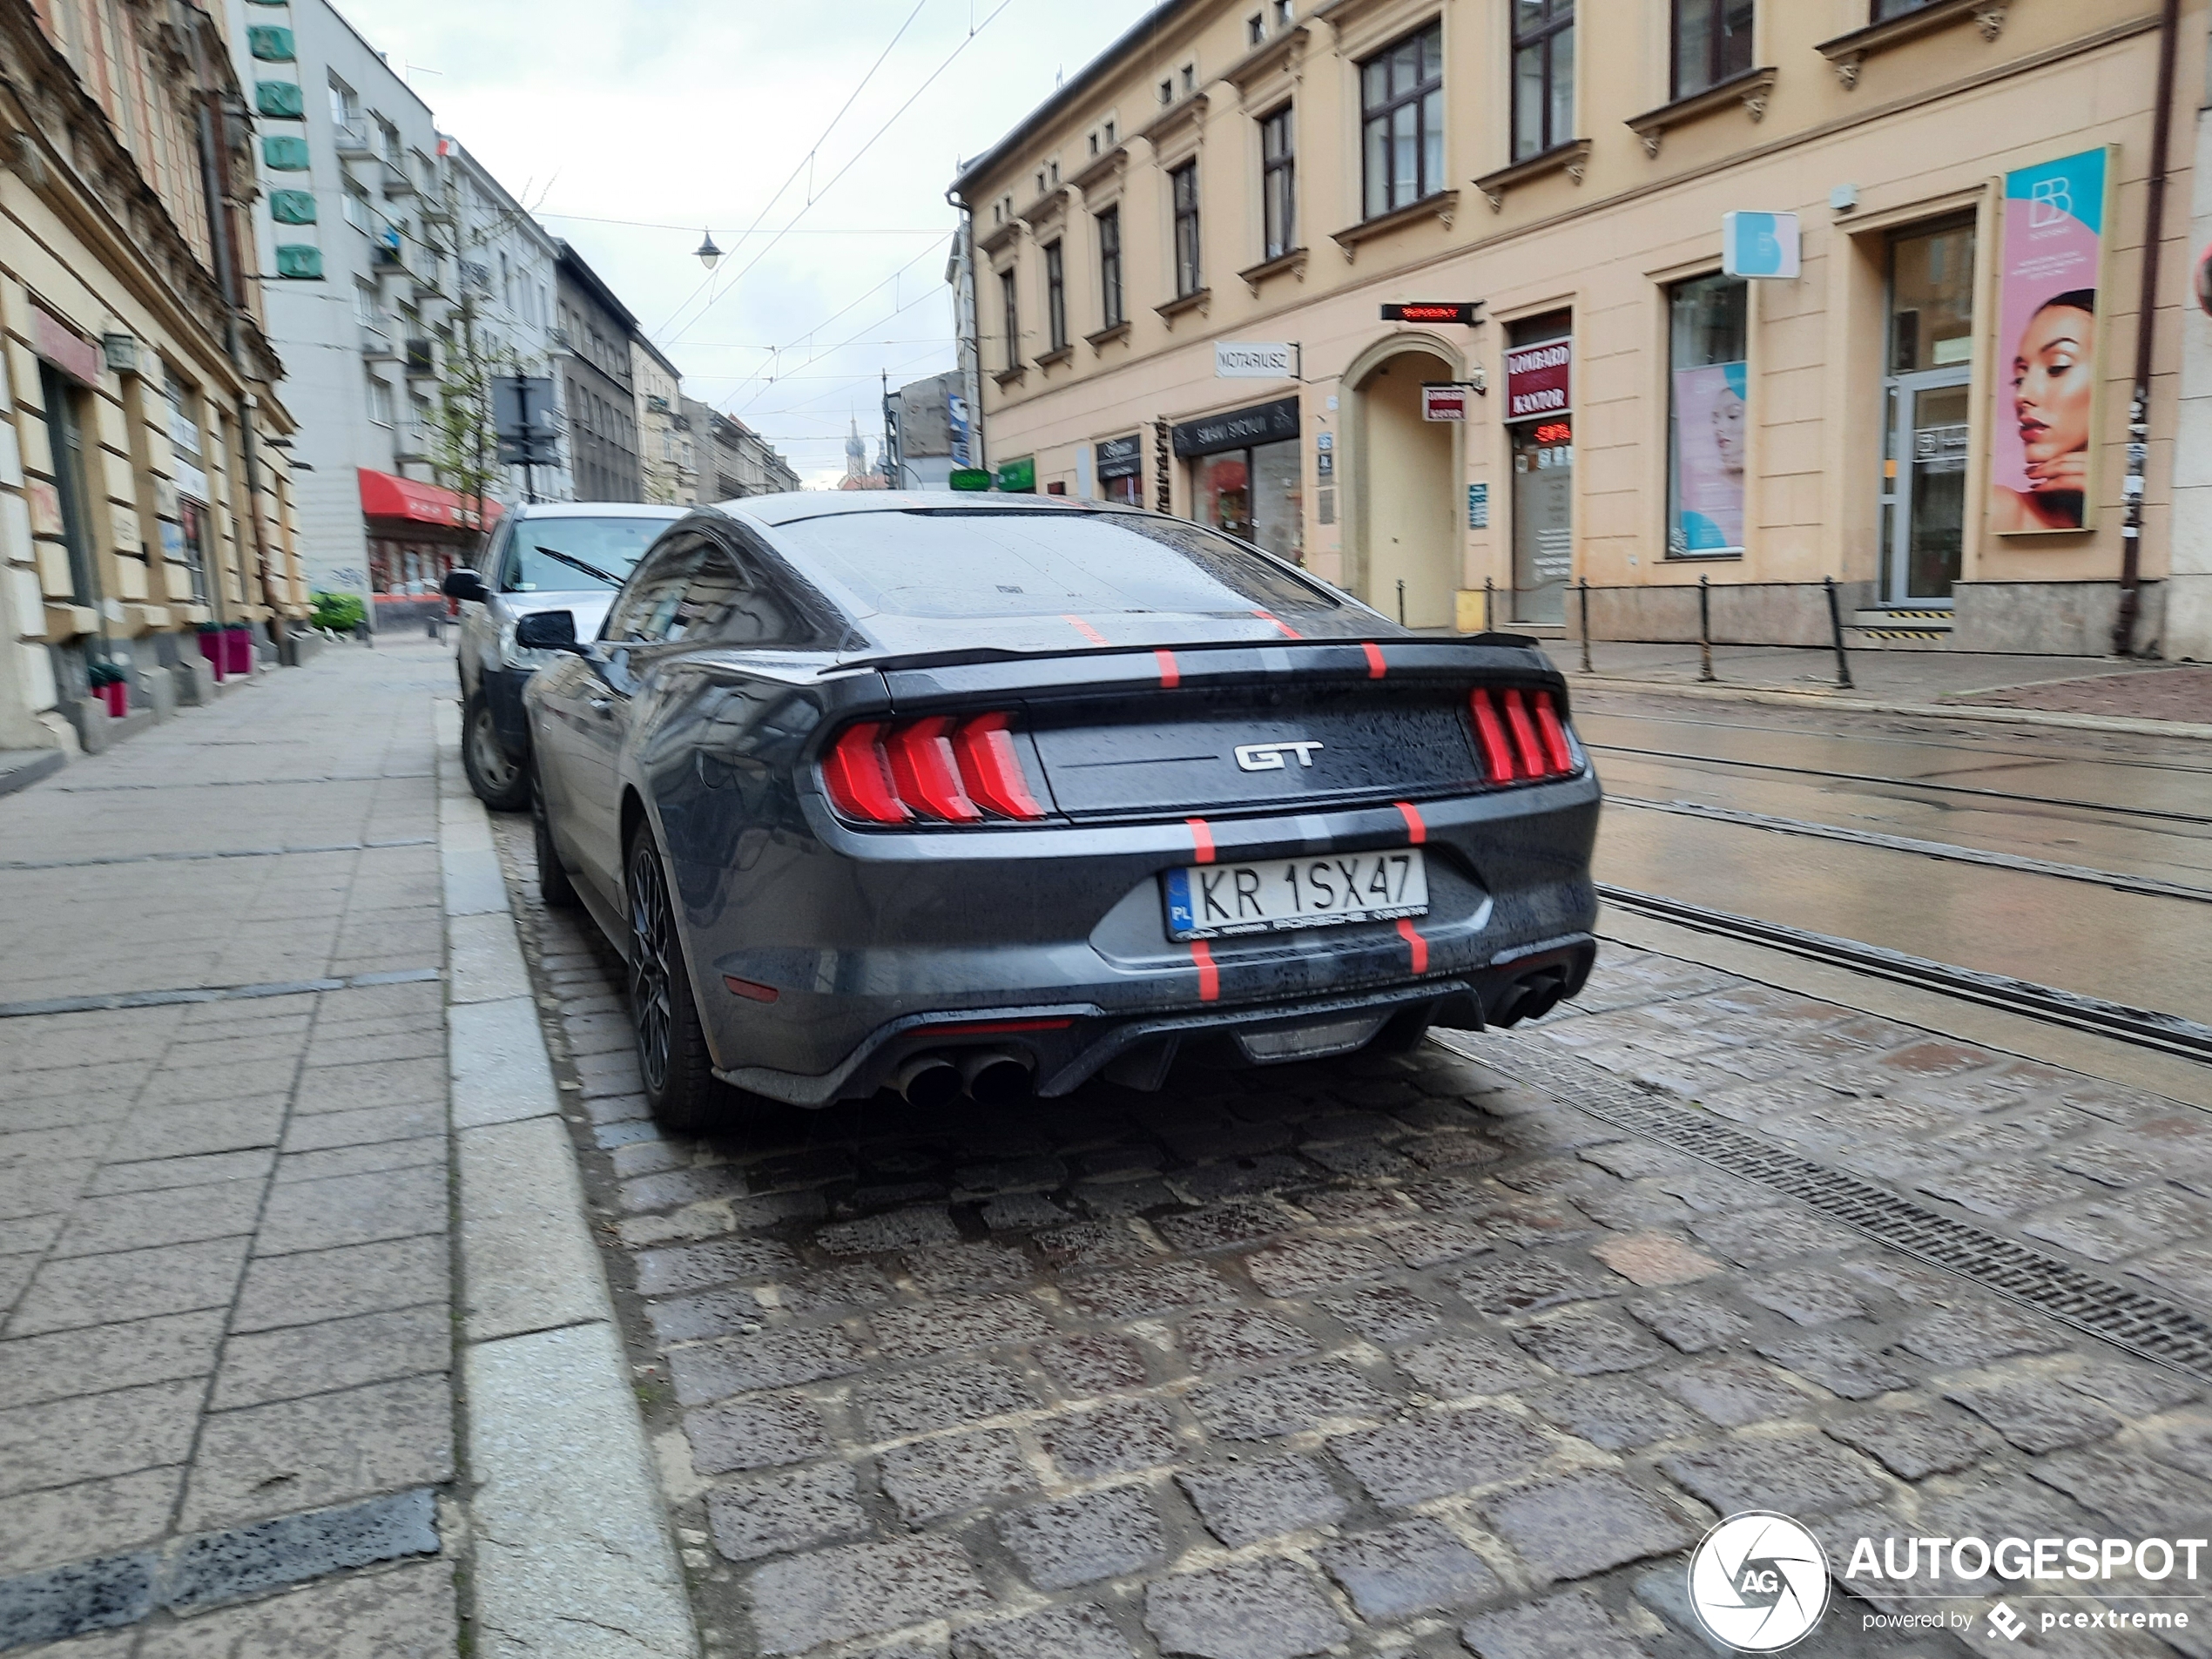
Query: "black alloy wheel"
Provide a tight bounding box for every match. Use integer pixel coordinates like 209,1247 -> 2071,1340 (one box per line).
626,826 -> 718,1133
462,689 -> 530,812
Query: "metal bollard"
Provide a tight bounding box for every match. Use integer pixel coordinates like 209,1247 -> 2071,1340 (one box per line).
1824,576 -> 1855,690
1483,576 -> 1494,634
1578,579 -> 1593,675
1696,576 -> 1715,683
1397,579 -> 1406,626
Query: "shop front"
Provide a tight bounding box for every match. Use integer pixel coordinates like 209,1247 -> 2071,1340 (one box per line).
1504,319 -> 1574,624
358,469 -> 501,628
1096,435 -> 1143,504
1173,396 -> 1303,564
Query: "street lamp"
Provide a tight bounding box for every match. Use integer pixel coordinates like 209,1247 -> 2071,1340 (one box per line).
695,231 -> 722,272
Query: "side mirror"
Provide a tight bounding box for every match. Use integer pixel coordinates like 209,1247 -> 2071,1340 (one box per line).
515,610 -> 581,651
442,568 -> 489,604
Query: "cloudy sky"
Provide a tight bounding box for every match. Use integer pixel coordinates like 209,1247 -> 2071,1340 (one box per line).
335,0 -> 1163,486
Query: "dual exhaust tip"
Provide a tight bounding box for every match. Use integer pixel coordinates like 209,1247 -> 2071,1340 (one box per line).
894,1048 -> 1034,1109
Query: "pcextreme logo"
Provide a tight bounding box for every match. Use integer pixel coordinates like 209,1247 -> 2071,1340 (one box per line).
1688,1513 -> 1831,1651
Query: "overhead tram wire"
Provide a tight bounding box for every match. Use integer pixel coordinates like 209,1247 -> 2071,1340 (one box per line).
709,246 -> 953,409
654,0 -> 937,338
730,287 -> 954,417
666,0 -> 1021,348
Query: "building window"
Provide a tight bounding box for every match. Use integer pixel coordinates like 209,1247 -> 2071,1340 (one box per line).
1872,0 -> 1934,16
1181,64 -> 1197,96
1249,13 -> 1264,45
1360,23 -> 1443,219
1044,241 -> 1067,353
1261,105 -> 1295,259
1666,273 -> 1748,558
1097,207 -> 1123,329
328,74 -> 358,131
1512,0 -> 1575,163
1104,118 -> 1116,144
1171,162 -> 1202,296
38,366 -> 99,608
343,178 -> 372,232
1674,0 -> 1754,99
999,267 -> 1020,370
367,376 -> 395,427
1274,0 -> 1292,23
1160,78 -> 1173,105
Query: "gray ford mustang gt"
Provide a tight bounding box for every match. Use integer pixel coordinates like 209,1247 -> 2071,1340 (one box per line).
518,492 -> 1600,1131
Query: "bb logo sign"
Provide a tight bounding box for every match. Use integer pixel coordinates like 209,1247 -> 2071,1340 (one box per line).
1689,1512 -> 1831,1651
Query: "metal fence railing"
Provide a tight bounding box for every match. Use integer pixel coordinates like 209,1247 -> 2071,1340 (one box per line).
1471,576 -> 1855,689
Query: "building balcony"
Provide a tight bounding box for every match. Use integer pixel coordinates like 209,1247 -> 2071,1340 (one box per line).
360,324 -> 397,360
334,120 -> 374,157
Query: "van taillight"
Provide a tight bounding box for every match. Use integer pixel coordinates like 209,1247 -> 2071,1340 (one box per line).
1469,686 -> 1578,783
823,713 -> 1046,824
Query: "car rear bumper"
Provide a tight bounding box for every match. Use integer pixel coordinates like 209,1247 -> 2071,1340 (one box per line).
678,774 -> 1600,1107
711,934 -> 1593,1106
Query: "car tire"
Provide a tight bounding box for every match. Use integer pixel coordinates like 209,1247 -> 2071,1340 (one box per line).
532,772 -> 581,910
462,689 -> 530,813
627,825 -> 720,1135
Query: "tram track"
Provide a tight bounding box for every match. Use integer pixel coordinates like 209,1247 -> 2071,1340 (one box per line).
1595,883 -> 2212,1066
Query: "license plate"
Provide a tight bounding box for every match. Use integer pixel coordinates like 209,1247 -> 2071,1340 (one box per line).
1163,848 -> 1428,941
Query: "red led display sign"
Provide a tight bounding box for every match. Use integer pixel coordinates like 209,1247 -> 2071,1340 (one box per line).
1381,302 -> 1482,325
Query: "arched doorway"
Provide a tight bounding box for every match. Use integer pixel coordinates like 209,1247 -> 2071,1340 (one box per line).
1351,346 -> 1459,630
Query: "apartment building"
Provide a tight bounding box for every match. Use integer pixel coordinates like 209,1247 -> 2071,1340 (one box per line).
953,0 -> 2201,656
556,241 -> 641,502
225,0 -> 495,615
682,400 -> 801,502
632,334 -> 689,505
2,0 -> 307,757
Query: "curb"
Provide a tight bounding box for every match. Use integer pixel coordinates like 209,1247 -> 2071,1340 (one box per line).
435,697 -> 700,1659
1562,672 -> 2212,741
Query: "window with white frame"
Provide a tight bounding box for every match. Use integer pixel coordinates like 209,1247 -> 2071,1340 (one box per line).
1360,22 -> 1444,219
1171,162 -> 1202,295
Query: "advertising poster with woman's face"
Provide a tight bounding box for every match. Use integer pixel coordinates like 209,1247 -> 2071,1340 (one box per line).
1671,361 -> 1747,555
1992,148 -> 2107,535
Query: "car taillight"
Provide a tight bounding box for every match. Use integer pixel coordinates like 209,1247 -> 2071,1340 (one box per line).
1469,686 -> 1579,783
822,712 -> 1046,824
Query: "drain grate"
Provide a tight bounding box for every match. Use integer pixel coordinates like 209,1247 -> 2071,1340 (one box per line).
1433,1028 -> 2212,1382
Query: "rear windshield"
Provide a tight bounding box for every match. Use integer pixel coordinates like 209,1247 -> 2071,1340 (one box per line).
771,509 -> 1344,620
502,518 -> 671,592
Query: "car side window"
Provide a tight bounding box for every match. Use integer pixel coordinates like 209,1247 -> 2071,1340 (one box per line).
671,537 -> 811,648
604,540 -> 708,644
481,520 -> 515,588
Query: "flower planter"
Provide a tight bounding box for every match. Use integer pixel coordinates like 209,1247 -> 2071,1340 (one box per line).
96,680 -> 128,719
224,629 -> 254,678
199,631 -> 226,682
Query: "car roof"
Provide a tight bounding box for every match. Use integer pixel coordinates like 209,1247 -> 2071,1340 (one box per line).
512,502 -> 691,520
716,491 -> 1139,530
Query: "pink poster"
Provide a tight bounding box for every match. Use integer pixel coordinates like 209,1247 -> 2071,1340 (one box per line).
1670,361 -> 1747,555
1991,148 -> 2108,535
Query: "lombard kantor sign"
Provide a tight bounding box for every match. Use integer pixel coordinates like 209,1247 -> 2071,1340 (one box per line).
1172,396 -> 1301,459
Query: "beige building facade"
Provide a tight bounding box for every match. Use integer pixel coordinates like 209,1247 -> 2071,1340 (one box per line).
2,0 -> 306,757
631,334 -> 689,506
953,0 -> 2201,657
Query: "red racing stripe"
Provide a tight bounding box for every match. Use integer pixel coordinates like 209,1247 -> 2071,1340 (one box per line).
1063,614 -> 1109,646
1253,609 -> 1303,640
1396,918 -> 1429,974
1393,801 -> 1427,846
1155,648 -> 1182,689
1363,642 -> 1386,679
1190,939 -> 1220,1001
1185,818 -> 1216,864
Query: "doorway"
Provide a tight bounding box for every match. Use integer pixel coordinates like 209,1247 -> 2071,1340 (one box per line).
1356,350 -> 1455,628
1880,219 -> 1975,604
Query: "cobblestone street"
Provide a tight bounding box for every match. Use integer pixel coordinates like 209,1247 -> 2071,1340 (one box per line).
493,811 -> 2212,1659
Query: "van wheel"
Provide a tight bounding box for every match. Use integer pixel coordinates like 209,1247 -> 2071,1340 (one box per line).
628,826 -> 720,1135
462,690 -> 530,813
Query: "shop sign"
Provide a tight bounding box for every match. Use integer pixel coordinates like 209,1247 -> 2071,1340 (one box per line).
1467,482 -> 1489,529
995,455 -> 1036,493
1421,383 -> 1474,421
1381,302 -> 1482,325
1172,396 -> 1299,459
1991,146 -> 2112,536
1722,211 -> 1801,280
948,468 -> 991,492
1096,435 -> 1143,480
32,307 -> 101,387
173,460 -> 210,503
1215,341 -> 1298,380
1505,339 -> 1571,421
948,394 -> 972,467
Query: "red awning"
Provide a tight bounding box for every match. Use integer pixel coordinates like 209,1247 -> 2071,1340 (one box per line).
357,469 -> 504,531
